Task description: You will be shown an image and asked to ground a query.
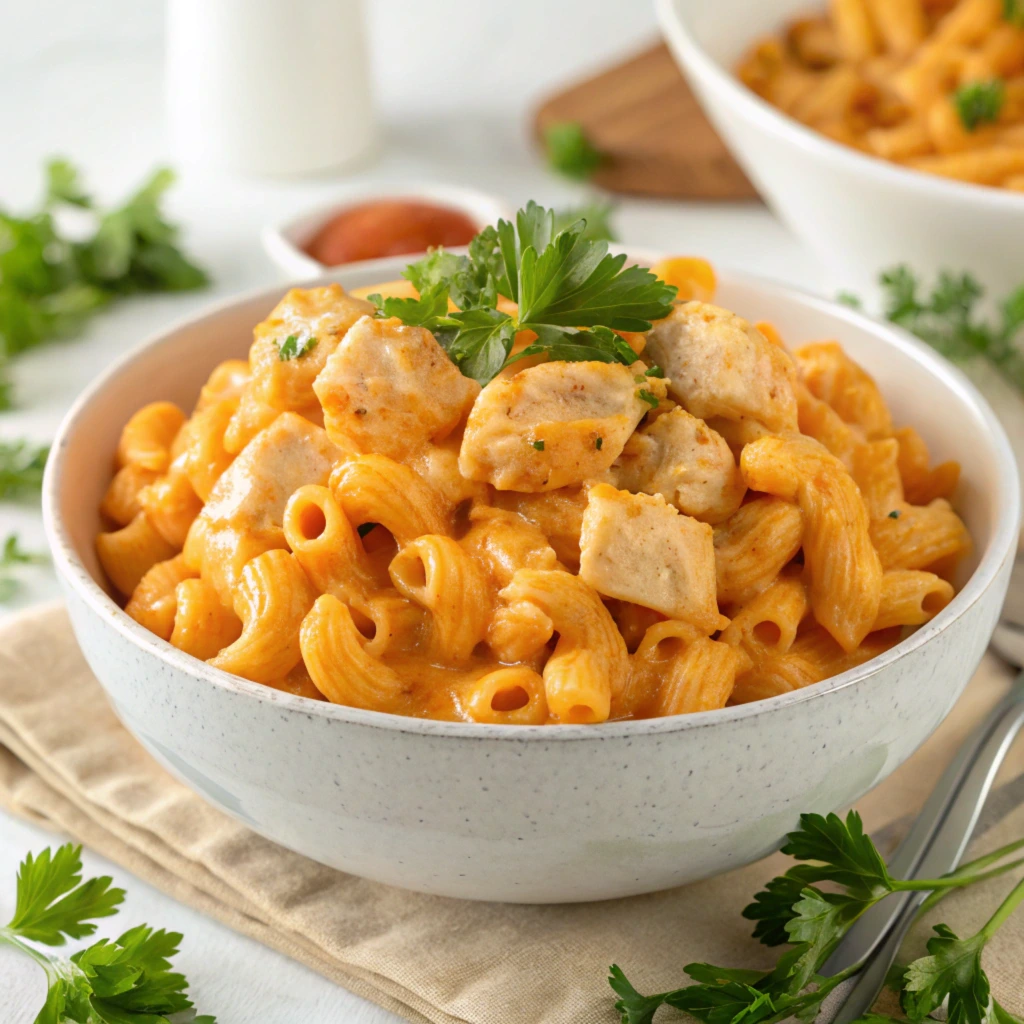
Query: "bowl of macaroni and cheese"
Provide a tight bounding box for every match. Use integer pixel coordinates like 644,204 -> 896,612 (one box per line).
43,246 -> 1018,902
657,0 -> 1024,300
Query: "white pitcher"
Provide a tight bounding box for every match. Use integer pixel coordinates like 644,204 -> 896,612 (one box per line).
165,0 -> 376,176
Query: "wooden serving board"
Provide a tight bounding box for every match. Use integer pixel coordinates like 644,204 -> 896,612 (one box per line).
533,41 -> 759,201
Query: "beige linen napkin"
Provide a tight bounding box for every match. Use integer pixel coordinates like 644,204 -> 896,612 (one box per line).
0,603 -> 1021,1023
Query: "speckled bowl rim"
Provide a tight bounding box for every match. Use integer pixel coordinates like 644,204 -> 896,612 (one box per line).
656,0 -> 1024,213
42,258 -> 1021,741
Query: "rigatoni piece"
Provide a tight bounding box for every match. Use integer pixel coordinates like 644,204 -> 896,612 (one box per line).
741,434 -> 882,652
713,497 -> 804,607
794,341 -> 893,440
300,594 -> 408,712
96,512 -> 178,598
463,667 -> 548,725
389,535 -> 491,664
169,577 -> 243,661
869,498 -> 971,570
208,549 -> 317,683
499,569 -> 629,724
873,569 -> 954,630
125,555 -> 197,640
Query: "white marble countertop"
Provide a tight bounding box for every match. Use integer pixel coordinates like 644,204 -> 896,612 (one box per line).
0,2 -> 819,1019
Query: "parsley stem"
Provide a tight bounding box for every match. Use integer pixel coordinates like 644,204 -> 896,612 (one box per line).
979,875 -> 1024,942
0,926 -> 56,974
917,856 -> 1024,916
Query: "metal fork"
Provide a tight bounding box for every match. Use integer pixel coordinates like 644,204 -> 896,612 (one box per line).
821,666 -> 1024,1022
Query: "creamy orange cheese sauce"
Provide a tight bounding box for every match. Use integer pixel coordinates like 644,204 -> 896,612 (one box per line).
96,258 -> 971,725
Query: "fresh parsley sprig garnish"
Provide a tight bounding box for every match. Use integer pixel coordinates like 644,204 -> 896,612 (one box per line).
844,267 -> 1024,396
953,79 -> 1005,132
543,121 -> 604,181
369,202 -> 676,385
277,334 -> 318,361
0,532 -> 46,601
0,159 -> 208,408
609,811 -> 1024,1024
1,843 -> 216,1023
0,438 -> 49,499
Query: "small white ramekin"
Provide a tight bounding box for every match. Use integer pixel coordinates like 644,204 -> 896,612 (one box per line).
261,184 -> 513,278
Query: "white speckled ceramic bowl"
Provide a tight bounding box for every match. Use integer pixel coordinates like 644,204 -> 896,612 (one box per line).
43,254 -> 1019,903
656,0 -> 1024,302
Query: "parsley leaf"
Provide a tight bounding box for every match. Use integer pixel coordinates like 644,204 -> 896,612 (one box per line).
0,844 -> 216,1022
45,158 -> 92,209
874,266 -> 1024,395
553,200 -> 618,242
637,388 -> 660,409
0,160 -> 207,407
6,844 -> 123,946
1007,0 -> 1024,25
544,121 -> 603,180
781,811 -> 894,896
277,334 -> 318,361
0,533 -> 46,601
0,439 -> 49,499
953,79 -> 1005,131
384,202 -> 676,385
901,924 -> 989,1024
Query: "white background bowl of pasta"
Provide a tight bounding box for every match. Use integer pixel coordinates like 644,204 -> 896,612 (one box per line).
43,253 -> 1019,903
656,0 -> 1024,303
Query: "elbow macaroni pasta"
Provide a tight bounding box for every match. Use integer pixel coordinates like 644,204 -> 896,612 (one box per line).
98,262 -> 971,723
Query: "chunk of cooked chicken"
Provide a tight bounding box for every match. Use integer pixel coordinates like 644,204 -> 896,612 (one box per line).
578,483 -> 720,632
611,407 -> 745,524
184,412 -> 341,603
314,315 -> 480,461
459,360 -> 667,491
252,285 -> 374,410
643,301 -> 798,432
225,285 -> 374,454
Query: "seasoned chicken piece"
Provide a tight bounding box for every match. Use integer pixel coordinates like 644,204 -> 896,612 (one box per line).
314,315 -> 480,461
250,285 -> 375,410
643,301 -> 798,432
224,286 -> 374,454
184,412 -> 341,603
579,483 -> 720,632
612,407 -> 746,524
459,360 -> 667,492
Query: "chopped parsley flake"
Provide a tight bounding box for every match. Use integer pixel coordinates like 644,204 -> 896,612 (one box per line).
277,334 -> 318,361
637,388 -> 659,409
531,439 -> 545,451
953,79 -> 1005,131
595,437 -> 603,450
888,509 -> 901,519
645,365 -> 665,378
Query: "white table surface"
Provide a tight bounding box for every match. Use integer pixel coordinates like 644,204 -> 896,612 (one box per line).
0,1 -> 820,1019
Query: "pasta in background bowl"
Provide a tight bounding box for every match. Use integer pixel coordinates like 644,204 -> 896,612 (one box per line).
43,252 -> 1018,902
657,0 -> 1024,302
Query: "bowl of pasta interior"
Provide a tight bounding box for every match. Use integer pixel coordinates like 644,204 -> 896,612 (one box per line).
44,234 -> 1018,903
656,0 -> 1024,301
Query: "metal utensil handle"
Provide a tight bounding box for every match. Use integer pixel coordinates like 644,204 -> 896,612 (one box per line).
823,675 -> 1024,976
830,686 -> 1024,1024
